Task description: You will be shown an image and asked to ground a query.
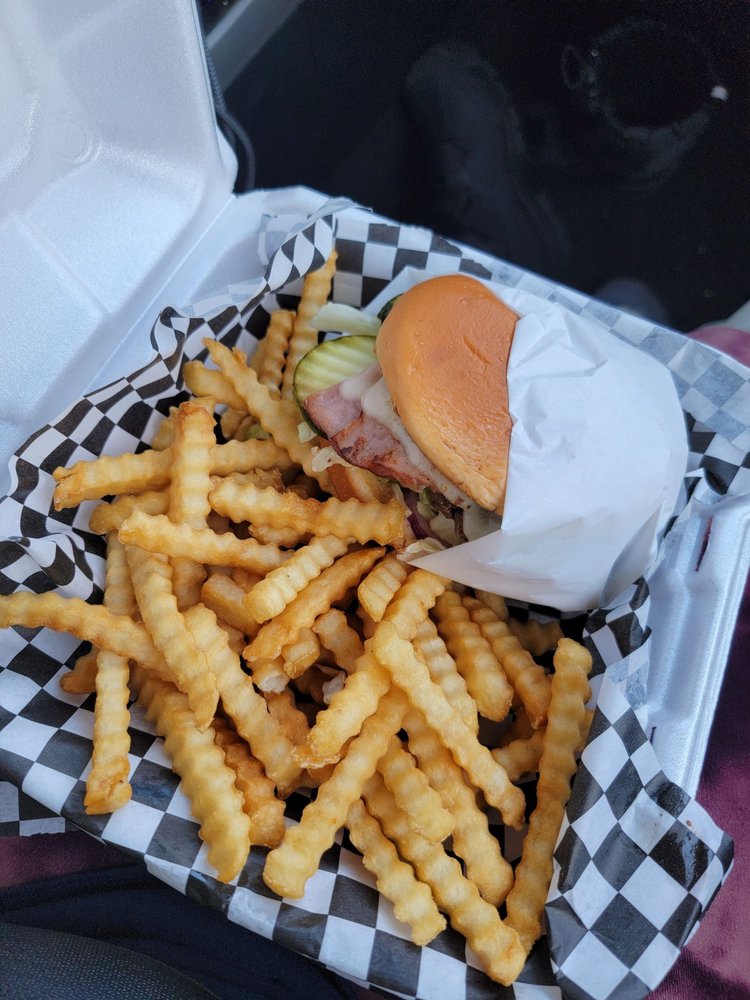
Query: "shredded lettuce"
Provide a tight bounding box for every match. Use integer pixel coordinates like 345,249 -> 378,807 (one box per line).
310,302 -> 382,337
245,422 -> 270,441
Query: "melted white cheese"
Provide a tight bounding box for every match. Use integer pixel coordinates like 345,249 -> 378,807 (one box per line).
360,377 -> 473,508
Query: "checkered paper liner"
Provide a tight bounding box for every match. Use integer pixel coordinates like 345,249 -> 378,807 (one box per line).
0,198 -> 745,1000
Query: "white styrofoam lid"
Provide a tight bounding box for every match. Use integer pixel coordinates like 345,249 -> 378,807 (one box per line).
0,0 -> 234,461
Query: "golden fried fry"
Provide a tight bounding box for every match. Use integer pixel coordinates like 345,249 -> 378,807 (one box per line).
55,438 -> 292,510
204,340 -> 328,488
211,717 -> 286,848
377,735 -> 453,843
131,664 -> 250,882
250,657 -> 288,693
507,616 -> 565,657
119,511 -> 290,575
371,622 -> 525,829
258,309 -> 295,396
210,479 -> 404,547
264,688 -> 310,748
463,596 -> 552,730
89,490 -> 170,535
84,535 -> 134,815
182,604 -> 300,793
476,590 -> 509,622
245,548 -> 385,661
491,730 -> 546,782
363,772 -> 526,987
126,546 -> 218,730
60,647 -> 99,694
249,523 -> 310,548
200,573 -> 261,638
382,569 -> 448,640
505,638 -> 593,953
280,251 -> 337,400
0,591 -> 170,680
411,618 -> 478,732
183,360 -> 247,411
346,798 -> 446,946
281,627 -> 320,680
433,592 -> 513,722
294,649 -> 391,768
327,462 -> 394,504
357,553 -> 410,624
312,609 -> 364,672
406,711 -> 512,905
262,687 -> 406,898
243,536 -> 349,624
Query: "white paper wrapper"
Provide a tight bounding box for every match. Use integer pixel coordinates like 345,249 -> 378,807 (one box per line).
367,270 -> 688,611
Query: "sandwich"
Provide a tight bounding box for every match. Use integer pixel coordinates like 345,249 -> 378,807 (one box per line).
296,273 -> 516,545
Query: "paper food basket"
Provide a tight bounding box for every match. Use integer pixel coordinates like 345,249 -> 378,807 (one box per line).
1,4 -> 748,999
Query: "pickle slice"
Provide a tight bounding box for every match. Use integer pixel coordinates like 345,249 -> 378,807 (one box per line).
292,335 -> 378,410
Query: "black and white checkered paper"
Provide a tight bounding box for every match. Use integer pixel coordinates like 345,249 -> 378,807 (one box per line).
1,197 -> 745,1000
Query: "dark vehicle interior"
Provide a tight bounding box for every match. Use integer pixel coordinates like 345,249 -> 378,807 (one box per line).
214,0 -> 749,332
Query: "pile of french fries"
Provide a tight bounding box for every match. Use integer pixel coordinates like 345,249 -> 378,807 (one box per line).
0,252 -> 594,987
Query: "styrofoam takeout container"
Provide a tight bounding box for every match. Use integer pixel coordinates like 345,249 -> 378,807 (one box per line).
1,3 -> 747,999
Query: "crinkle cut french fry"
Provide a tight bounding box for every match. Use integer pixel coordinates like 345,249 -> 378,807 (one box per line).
476,590 -> 509,622
243,536 -> 349,624
262,687 -> 407,899
208,439 -> 295,478
258,309 -> 295,396
119,511 -> 291,575
463,596 -> 551,730
411,618 -> 478,733
264,688 -> 310,748
312,609 -> 364,672
406,711 -> 513,906
382,569 -> 448,640
371,621 -> 525,829
54,450 -> 171,510
211,717 -> 286,848
362,772 -> 526,987
507,616 -> 565,657
60,647 -> 99,694
0,591 -> 171,680
168,401 -> 215,610
55,438 -> 292,511
230,567 -> 263,591
505,638 -> 593,953
203,339 -> 329,489
293,649 -> 390,768
250,657 -> 289,693
150,397 -> 216,452
281,627 -> 320,680
250,523 -> 310,548
346,798 -> 446,946
84,535 -> 134,815
327,461 -> 395,505
183,360 -> 248,411
280,250 -> 337,400
210,479 -> 404,547
220,408 -> 247,441
357,553 -> 410,624
126,546 -> 218,730
182,604 -> 301,794
89,490 -> 170,535
131,664 -> 250,883
201,573 -> 260,638
377,735 -> 454,843
491,730 -> 546,782
433,591 -> 513,723
245,548 -> 385,661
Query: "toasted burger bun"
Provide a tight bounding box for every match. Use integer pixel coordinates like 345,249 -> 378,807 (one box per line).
375,274 -> 518,514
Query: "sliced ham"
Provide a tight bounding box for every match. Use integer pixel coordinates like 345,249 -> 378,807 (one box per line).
304,365 -> 382,439
331,414 -> 431,493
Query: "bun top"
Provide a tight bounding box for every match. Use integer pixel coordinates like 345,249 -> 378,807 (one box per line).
375,274 -> 518,513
